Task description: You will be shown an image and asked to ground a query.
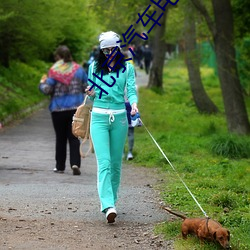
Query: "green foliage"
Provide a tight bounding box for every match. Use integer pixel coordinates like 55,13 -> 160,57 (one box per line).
210,191 -> 238,209
166,0 -> 212,45
236,37 -> 250,95
233,0 -> 250,100
210,134 -> 250,159
165,3 -> 184,44
0,60 -> 49,122
129,58 -> 250,249
154,221 -> 181,240
232,0 -> 250,39
0,0 -> 99,66
201,121 -> 217,136
92,0 -> 149,36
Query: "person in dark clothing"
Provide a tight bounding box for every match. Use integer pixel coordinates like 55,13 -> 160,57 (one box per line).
88,46 -> 99,67
125,101 -> 134,160
143,45 -> 152,74
134,44 -> 144,69
39,45 -> 88,175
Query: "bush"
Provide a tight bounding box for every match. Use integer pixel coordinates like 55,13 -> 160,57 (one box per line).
210,135 -> 250,159
0,60 -> 48,122
210,191 -> 237,209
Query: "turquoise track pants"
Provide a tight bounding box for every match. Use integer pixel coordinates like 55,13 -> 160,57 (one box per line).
90,111 -> 128,212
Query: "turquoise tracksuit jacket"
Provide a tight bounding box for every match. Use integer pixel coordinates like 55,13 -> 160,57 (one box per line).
87,62 -> 138,109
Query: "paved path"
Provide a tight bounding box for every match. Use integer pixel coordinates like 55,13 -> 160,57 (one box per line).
0,107 -> 164,223
135,68 -> 149,88
0,71 -> 174,249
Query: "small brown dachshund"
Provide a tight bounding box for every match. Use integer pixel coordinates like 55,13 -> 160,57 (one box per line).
163,207 -> 231,249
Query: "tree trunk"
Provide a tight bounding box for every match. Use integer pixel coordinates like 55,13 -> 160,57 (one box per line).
212,0 -> 250,134
184,3 -> 218,114
147,9 -> 168,90
191,0 -> 250,134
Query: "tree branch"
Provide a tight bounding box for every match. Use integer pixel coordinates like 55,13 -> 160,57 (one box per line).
190,0 -> 216,37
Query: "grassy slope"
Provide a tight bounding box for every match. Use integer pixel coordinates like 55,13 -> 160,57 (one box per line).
0,60 -> 49,123
129,59 -> 250,250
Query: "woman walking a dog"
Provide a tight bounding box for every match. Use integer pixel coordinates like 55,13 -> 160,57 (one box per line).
85,31 -> 139,223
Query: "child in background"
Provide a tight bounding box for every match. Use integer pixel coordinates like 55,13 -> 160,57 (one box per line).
123,48 -> 138,160
125,101 -> 135,160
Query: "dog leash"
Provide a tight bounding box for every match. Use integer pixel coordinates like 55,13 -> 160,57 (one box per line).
139,118 -> 209,218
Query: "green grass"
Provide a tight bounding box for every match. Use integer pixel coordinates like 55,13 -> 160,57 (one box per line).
0,60 -> 50,123
129,59 -> 250,250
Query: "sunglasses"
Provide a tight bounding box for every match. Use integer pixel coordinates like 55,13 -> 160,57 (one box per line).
102,47 -> 117,55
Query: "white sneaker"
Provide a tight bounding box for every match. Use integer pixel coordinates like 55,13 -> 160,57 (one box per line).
53,168 -> 64,173
127,152 -> 133,160
105,207 -> 117,223
72,165 -> 81,175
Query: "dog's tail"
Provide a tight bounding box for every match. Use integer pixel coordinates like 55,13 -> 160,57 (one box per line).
162,206 -> 187,220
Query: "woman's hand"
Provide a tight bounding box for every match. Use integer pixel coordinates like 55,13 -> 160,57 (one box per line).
40,74 -> 47,84
131,103 -> 138,116
85,86 -> 95,97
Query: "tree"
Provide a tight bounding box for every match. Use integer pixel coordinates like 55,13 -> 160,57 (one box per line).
232,0 -> 250,96
91,0 -> 149,36
0,0 -> 58,66
184,1 -> 218,114
148,8 -> 168,89
0,0 -> 98,66
191,0 -> 250,134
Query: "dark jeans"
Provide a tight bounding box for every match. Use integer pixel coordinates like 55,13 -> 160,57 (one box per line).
127,127 -> 134,152
51,110 -> 80,171
144,59 -> 151,74
125,102 -> 134,152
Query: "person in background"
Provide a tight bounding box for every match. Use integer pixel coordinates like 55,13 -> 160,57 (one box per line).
85,31 -> 138,223
86,46 -> 99,71
134,44 -> 144,69
123,49 -> 137,161
39,45 -> 87,175
125,101 -> 135,160
143,44 -> 153,74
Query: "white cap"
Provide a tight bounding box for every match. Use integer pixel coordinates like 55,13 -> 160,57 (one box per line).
99,31 -> 121,49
